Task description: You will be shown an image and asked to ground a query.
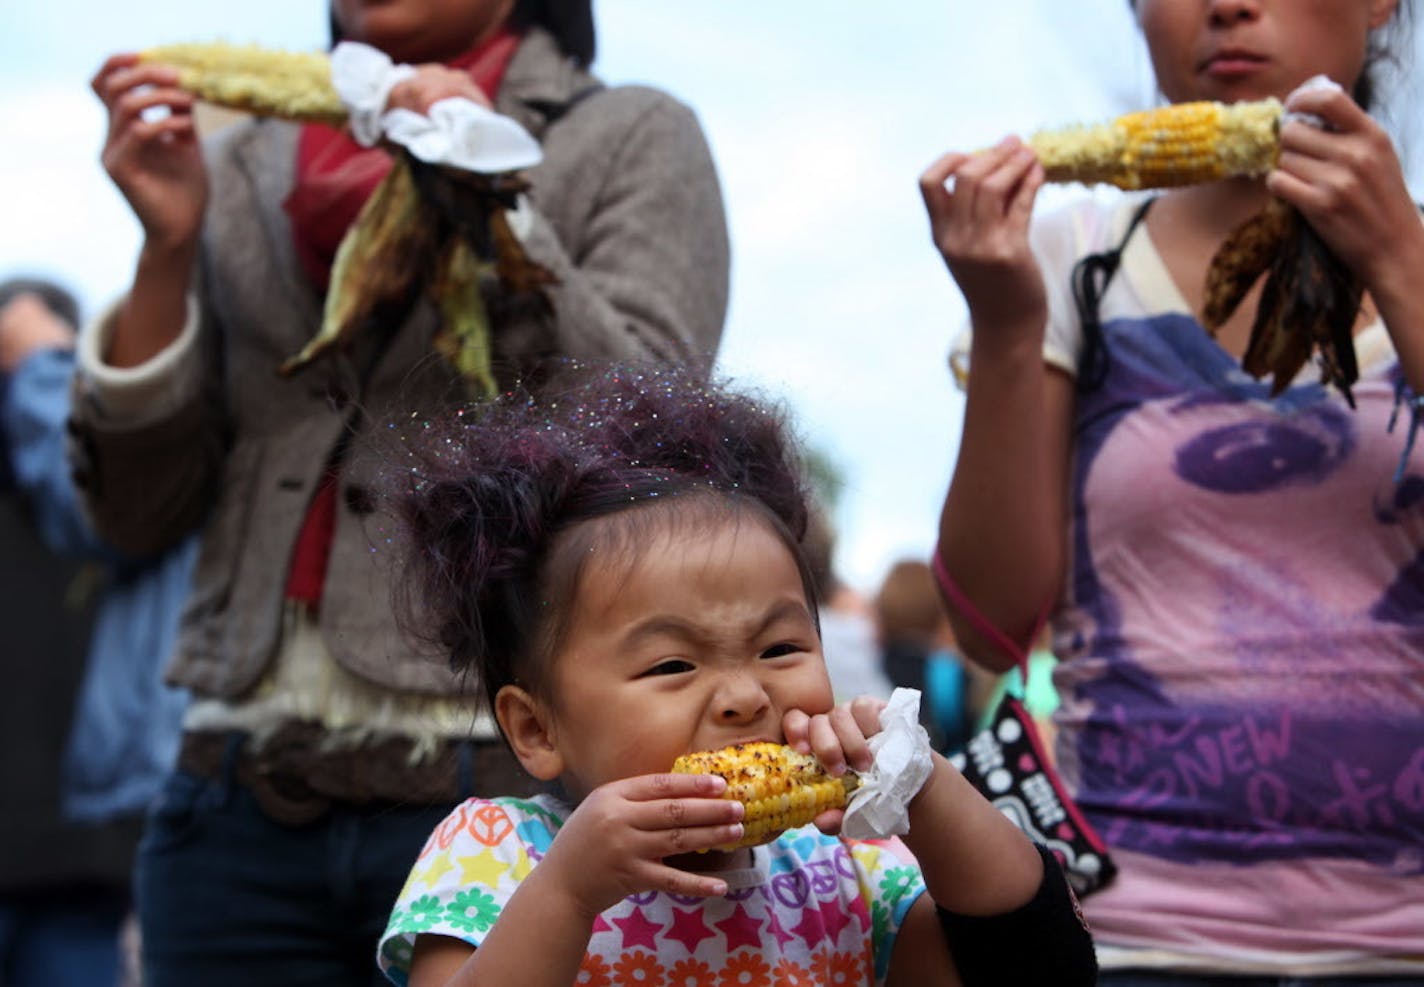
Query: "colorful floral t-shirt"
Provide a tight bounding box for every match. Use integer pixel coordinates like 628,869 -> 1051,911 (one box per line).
378,794 -> 925,986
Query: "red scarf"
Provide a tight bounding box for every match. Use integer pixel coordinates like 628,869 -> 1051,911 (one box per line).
283,28 -> 522,290
282,29 -> 521,608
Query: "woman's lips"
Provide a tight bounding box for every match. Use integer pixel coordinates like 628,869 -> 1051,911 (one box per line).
1203,53 -> 1268,80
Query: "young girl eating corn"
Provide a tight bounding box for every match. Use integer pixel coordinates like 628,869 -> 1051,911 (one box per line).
376,365 -> 1095,986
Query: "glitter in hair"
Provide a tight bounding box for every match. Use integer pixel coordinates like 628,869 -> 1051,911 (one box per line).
387,363 -> 815,722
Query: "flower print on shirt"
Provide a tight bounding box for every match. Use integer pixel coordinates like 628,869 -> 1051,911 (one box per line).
378,795 -> 925,986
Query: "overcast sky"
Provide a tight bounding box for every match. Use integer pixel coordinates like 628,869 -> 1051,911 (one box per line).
4,2 -> 1421,592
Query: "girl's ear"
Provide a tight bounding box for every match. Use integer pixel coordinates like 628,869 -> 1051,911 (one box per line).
495,685 -> 564,781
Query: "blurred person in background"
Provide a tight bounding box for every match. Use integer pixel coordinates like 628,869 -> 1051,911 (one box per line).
874,557 -> 982,753
0,278 -> 138,987
803,506 -> 896,703
972,627 -> 1062,754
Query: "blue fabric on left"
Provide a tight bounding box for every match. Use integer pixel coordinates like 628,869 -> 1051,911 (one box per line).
3,348 -> 102,555
61,536 -> 196,823
3,347 -> 194,824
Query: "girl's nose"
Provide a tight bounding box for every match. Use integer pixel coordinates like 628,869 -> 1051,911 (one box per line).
714,672 -> 771,724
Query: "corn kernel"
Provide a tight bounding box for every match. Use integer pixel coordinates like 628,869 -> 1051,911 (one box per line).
1028,98 -> 1281,190
672,742 -> 858,851
140,42 -> 347,125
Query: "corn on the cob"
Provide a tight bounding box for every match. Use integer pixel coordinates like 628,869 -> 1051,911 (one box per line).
671,742 -> 858,850
1028,98 -> 1282,190
140,42 -> 346,125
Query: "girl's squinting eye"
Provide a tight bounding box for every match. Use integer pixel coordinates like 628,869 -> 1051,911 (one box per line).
642,658 -> 694,677
759,642 -> 802,660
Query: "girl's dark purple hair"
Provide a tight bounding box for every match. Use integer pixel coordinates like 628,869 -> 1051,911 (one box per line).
391,363 -> 813,717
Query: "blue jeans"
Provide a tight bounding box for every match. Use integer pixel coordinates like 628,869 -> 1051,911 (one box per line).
136,767 -> 460,987
0,891 -> 127,987
1098,973 -> 1424,986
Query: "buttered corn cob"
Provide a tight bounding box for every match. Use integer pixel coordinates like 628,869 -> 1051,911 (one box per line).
672,742 -> 858,850
140,42 -> 346,125
1029,98 -> 1282,190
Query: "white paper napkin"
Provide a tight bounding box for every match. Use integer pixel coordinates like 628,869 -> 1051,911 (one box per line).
382,99 -> 542,173
330,42 -> 416,147
840,688 -> 935,840
1283,73 -> 1344,131
329,41 -> 542,173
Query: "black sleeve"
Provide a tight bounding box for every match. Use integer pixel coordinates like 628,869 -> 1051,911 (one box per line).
935,843 -> 1098,986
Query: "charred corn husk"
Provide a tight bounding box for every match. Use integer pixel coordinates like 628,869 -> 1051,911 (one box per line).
280,157 -> 436,377
140,42 -> 346,125
672,742 -> 857,851
431,238 -> 498,398
1202,195 -> 1298,332
1241,208 -> 1362,403
1204,196 -> 1363,403
1030,98 -> 1282,190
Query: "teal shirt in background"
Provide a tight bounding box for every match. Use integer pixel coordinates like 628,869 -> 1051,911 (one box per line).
976,650 -> 1061,731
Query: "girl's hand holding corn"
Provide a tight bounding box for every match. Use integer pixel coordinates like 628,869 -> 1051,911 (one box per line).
784,696 -> 888,840
531,771 -> 745,919
783,695 -> 882,785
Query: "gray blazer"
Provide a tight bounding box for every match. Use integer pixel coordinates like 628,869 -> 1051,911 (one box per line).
71,29 -> 730,698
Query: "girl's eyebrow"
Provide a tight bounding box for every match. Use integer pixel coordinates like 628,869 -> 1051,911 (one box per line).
621,615 -> 704,649
754,598 -> 816,636
620,598 -> 814,651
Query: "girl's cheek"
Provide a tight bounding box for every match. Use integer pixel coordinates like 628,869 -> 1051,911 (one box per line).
800,684 -> 836,720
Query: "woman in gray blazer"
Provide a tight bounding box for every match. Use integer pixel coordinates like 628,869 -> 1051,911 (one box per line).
80,2 -> 729,982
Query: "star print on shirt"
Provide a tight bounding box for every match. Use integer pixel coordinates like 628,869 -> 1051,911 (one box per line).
818,898 -> 854,940
765,908 -> 798,949
457,850 -> 512,888
715,903 -> 765,952
414,852 -> 458,889
791,904 -> 828,947
847,890 -> 873,933
612,907 -> 663,951
664,906 -> 717,954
